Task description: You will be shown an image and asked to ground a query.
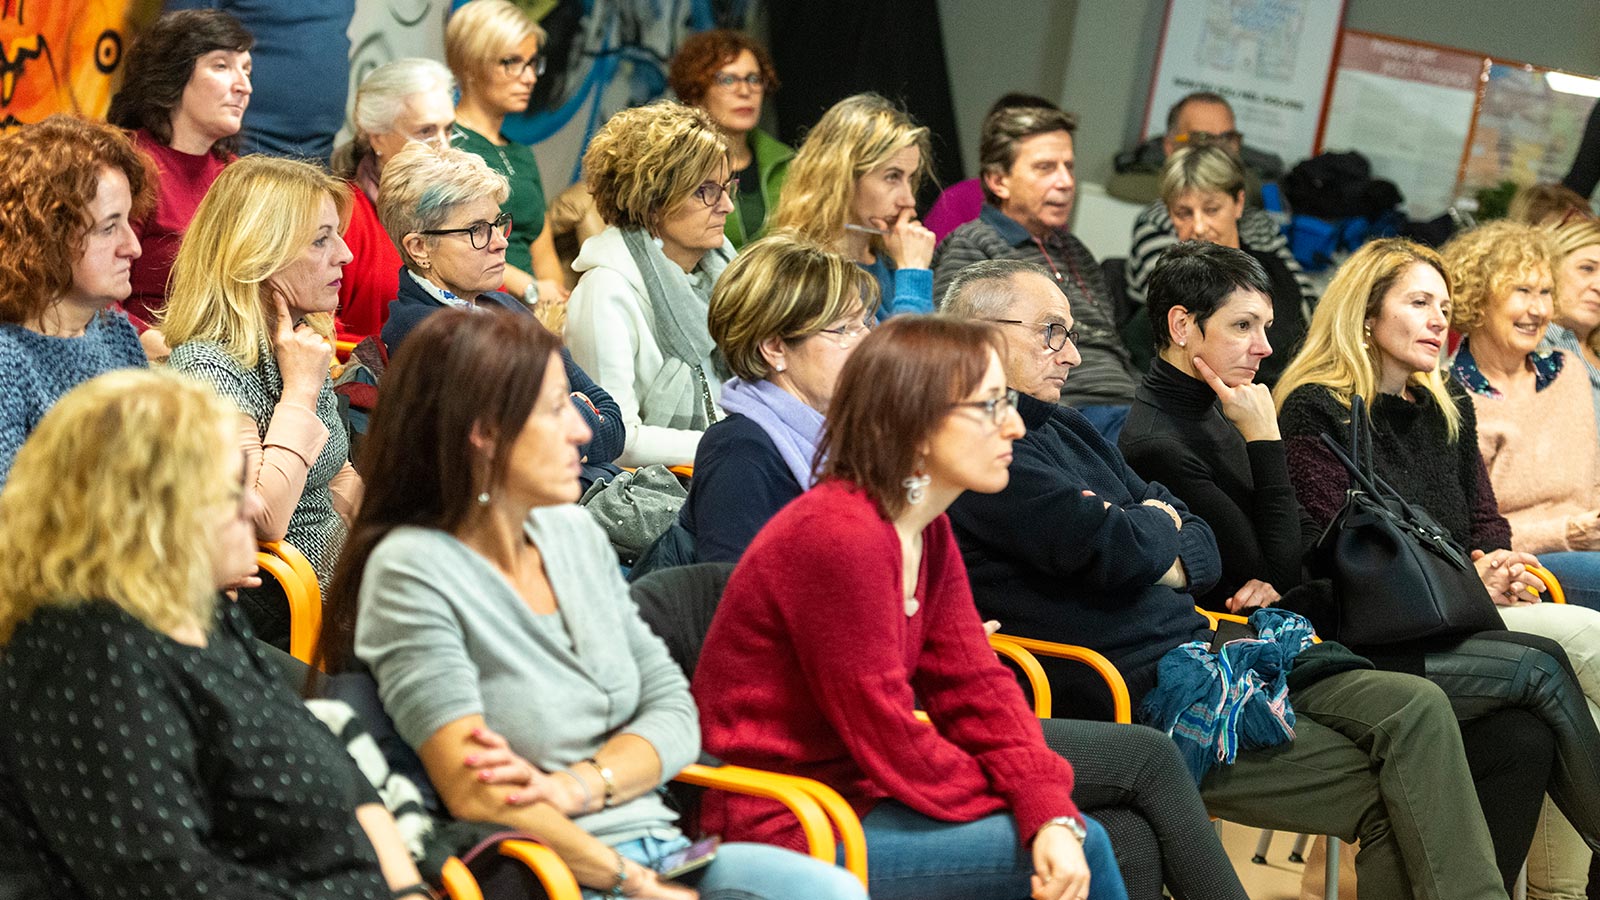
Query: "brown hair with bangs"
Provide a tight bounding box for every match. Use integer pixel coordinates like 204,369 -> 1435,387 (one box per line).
105,9 -> 254,160
668,29 -> 780,107
0,115 -> 157,325
818,315 -> 1003,520
320,308 -> 561,673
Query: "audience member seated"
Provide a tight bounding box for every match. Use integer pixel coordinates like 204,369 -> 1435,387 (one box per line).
320,308 -> 867,900
1541,217 -> 1600,433
1156,146 -> 1307,386
376,142 -> 622,487
681,234 -> 878,563
1512,182 -> 1594,227
939,258 -> 1518,900
162,156 -> 361,643
925,92 -> 1061,244
566,101 -> 736,468
692,316 -> 1133,900
106,8 -> 252,347
329,58 -> 456,342
1121,241 -> 1600,890
0,368 -> 413,898
669,30 -> 791,249
1124,92 -> 1310,313
769,93 -> 936,321
1275,237 -> 1600,899
934,104 -> 1139,440
1443,221 -> 1600,609
0,116 -> 153,487
444,0 -> 569,311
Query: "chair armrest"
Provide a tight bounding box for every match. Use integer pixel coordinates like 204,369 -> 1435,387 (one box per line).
1198,607 -> 1321,643
673,763 -> 866,886
439,856 -> 485,900
668,465 -> 694,479
983,636 -> 1131,724
1527,564 -> 1566,603
256,540 -> 322,666
335,339 -> 358,362
988,635 -> 1053,718
497,840 -> 584,900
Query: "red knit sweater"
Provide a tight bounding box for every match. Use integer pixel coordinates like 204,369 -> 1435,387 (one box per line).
690,480 -> 1081,852
126,131 -> 228,329
335,185 -> 400,342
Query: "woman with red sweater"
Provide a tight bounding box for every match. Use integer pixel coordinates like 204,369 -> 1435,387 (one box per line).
692,316 -> 1130,900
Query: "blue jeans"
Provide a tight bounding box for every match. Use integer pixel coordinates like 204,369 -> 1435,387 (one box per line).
1534,551 -> 1600,610
853,801 -> 1129,900
1074,404 -> 1131,444
592,833 -> 867,900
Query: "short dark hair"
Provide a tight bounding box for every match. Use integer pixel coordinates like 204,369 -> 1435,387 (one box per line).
106,9 -> 254,160
1146,241 -> 1272,351
320,307 -> 561,673
1165,91 -> 1233,135
818,316 -> 1003,520
986,92 -> 1058,118
978,105 -> 1077,206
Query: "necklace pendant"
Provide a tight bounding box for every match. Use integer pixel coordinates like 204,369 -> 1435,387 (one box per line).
904,596 -> 920,617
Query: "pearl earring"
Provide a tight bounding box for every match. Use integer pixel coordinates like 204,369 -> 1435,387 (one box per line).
476,491 -> 490,506
775,363 -> 786,372
1178,339 -> 1186,347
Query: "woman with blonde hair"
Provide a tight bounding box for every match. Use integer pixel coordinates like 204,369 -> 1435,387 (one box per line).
566,100 -> 736,468
1543,216 -> 1600,428
0,115 -> 154,487
770,93 -> 937,321
1277,237 -> 1600,900
444,0 -> 568,310
162,155 -> 360,644
0,368 -> 413,898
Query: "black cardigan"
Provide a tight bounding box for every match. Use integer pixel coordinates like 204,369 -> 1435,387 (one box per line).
679,413 -> 804,564
947,392 -> 1216,718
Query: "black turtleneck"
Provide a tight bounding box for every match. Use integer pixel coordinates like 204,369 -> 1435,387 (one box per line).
1120,358 -> 1327,623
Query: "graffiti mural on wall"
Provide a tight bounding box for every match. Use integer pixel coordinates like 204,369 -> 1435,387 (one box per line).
0,0 -> 159,129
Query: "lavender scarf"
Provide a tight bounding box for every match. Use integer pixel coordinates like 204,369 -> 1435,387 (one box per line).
717,377 -> 824,487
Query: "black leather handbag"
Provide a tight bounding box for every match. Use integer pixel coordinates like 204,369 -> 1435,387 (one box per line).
1310,395 -> 1504,646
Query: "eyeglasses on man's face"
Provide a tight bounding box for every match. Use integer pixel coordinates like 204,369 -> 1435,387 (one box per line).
814,317 -> 874,348
693,176 -> 740,208
1172,129 -> 1243,148
712,72 -> 765,90
986,319 -> 1078,352
417,212 -> 513,250
951,388 -> 1021,427
498,54 -> 547,79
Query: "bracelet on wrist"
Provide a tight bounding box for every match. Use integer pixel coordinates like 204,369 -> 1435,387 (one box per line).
1039,814 -> 1088,844
391,883 -> 437,900
559,768 -> 595,813
607,849 -> 630,898
583,757 -> 617,808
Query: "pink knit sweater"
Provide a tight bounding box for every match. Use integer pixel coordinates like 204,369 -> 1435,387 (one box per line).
1471,351 -> 1600,552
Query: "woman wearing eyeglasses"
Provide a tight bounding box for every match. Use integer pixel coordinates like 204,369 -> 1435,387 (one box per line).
667,30 -> 791,250
444,0 -> 569,314
566,101 -> 736,468
671,235 -> 879,564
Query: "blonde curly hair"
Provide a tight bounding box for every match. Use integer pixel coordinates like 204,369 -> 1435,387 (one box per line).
0,369 -> 243,644
583,101 -> 729,230
1440,220 -> 1557,333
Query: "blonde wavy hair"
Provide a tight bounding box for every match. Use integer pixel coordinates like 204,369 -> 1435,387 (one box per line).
1548,217 -> 1600,355
1440,220 -> 1557,333
769,93 -> 931,249
583,101 -> 729,230
444,0 -> 546,96
160,155 -> 352,368
1274,237 -> 1462,439
708,232 -> 881,381
0,369 -> 241,644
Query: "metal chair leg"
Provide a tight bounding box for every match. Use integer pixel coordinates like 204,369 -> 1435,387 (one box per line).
1252,829 -> 1275,864
1289,831 -> 1309,863
1325,838 -> 1340,896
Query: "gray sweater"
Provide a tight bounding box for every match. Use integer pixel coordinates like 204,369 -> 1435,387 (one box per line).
354,505 -> 699,844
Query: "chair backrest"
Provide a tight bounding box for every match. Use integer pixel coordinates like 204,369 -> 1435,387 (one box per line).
257,540 -> 322,666
627,562 -> 735,679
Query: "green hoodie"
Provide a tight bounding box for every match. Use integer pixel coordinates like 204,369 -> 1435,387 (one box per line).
725,128 -> 795,249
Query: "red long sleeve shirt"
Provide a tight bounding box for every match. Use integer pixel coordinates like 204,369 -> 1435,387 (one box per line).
690,479 -> 1081,851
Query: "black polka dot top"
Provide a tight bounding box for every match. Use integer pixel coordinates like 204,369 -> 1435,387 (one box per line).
0,599 -> 390,899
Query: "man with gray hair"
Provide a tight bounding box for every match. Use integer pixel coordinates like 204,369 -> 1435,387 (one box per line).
934,106 -> 1139,441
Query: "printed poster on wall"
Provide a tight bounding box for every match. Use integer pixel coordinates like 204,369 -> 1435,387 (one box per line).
1142,0 -> 1346,166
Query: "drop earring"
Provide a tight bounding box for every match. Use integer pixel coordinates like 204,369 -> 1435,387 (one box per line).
1362,324 -> 1372,350
902,468 -> 930,506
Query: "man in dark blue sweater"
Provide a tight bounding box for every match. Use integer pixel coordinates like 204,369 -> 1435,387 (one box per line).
941,259 -> 1510,900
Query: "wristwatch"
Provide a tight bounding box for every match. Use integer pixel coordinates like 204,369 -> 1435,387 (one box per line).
522,280 -> 540,307
1040,815 -> 1088,843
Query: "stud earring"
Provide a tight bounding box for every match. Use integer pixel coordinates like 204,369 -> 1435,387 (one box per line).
775,363 -> 786,373
476,491 -> 490,506
1178,339 -> 1186,347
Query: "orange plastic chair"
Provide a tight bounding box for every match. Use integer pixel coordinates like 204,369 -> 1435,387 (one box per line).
491,841 -> 583,900
256,540 -> 322,666
988,634 -> 1132,724
1527,564 -> 1566,603
334,339 -> 358,363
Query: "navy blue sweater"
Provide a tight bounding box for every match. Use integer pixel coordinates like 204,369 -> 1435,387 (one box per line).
680,414 -> 803,563
947,392 -> 1216,718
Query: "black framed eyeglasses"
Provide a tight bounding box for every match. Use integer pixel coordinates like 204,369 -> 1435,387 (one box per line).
498,54 -> 547,78
951,388 -> 1021,426
712,72 -> 766,90
693,176 -> 740,208
986,319 -> 1077,352
416,212 -> 513,250
1172,129 -> 1243,147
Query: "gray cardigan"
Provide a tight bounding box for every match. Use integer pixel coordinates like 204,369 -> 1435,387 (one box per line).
354,505 -> 699,844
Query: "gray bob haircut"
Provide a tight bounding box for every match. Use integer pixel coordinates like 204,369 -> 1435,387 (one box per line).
942,258 -> 1058,319
352,58 -> 456,138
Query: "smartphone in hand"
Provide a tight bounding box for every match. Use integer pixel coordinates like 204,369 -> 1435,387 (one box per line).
656,836 -> 720,880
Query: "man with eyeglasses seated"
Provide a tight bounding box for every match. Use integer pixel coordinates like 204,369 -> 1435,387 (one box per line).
933,105 -> 1141,442
939,258 -> 1522,900
1122,93 -> 1311,322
